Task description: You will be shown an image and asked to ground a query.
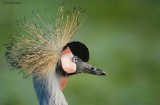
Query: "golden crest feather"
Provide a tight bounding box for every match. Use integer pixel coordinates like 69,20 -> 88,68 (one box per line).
5,5 -> 87,77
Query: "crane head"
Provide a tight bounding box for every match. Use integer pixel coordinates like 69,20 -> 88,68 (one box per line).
57,41 -> 106,89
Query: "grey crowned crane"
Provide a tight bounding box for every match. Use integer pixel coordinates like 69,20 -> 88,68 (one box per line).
5,5 -> 106,105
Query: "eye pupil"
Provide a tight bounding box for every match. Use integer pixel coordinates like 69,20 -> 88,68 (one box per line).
74,58 -> 77,61
73,56 -> 78,62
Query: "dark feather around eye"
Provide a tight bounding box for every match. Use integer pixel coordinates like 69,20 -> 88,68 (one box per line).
63,41 -> 89,62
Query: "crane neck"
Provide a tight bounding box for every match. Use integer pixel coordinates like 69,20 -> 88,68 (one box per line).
32,70 -> 68,105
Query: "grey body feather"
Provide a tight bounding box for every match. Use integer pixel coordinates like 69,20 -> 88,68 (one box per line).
33,69 -> 68,105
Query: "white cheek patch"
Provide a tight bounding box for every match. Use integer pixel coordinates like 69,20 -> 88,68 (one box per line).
61,53 -> 77,73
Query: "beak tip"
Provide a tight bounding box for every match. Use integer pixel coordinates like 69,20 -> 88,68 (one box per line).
96,68 -> 107,76
101,71 -> 107,76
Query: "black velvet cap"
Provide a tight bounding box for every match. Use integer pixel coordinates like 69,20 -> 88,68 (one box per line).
63,41 -> 89,62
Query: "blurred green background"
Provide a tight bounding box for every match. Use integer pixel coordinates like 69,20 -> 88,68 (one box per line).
0,0 -> 160,105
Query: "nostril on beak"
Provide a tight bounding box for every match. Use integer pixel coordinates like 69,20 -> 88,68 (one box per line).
91,67 -> 94,70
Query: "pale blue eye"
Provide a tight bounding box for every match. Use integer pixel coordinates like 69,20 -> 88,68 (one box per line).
72,56 -> 78,62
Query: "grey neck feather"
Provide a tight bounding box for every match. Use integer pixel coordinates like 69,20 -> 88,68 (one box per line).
32,70 -> 68,105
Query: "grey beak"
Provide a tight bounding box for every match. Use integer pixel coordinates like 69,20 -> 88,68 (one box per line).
81,62 -> 107,76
